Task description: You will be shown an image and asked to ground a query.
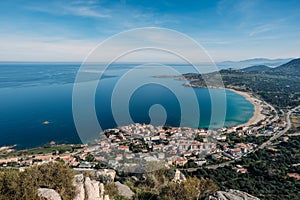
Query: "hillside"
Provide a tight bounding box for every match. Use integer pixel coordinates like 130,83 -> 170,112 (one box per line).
241,65 -> 271,72
267,58 -> 300,76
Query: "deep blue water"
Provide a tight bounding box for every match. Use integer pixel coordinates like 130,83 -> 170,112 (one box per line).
0,63 -> 254,149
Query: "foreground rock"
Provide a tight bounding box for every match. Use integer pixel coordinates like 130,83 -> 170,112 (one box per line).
115,181 -> 134,199
72,174 -> 110,200
84,177 -> 103,200
73,174 -> 85,200
37,188 -> 62,200
96,169 -> 116,182
206,189 -> 260,200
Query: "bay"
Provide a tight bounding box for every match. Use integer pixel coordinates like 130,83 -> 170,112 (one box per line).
0,63 -> 254,149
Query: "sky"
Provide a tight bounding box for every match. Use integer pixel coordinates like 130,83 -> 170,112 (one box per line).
0,0 -> 300,62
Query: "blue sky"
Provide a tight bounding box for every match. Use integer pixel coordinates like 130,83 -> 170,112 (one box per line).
0,0 -> 300,62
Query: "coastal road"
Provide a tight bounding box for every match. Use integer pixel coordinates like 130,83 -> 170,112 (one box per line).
258,105 -> 300,149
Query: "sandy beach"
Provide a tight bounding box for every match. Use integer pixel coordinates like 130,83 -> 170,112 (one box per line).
228,88 -> 266,128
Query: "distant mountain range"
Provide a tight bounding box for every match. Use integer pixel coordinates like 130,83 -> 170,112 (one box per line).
217,58 -> 293,69
239,58 -> 300,76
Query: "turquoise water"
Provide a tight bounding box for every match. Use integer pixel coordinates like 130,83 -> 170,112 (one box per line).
0,63 -> 254,149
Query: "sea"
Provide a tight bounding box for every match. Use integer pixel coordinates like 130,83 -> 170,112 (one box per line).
0,63 -> 254,149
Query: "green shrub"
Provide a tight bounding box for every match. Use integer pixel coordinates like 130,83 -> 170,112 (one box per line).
0,162 -> 75,200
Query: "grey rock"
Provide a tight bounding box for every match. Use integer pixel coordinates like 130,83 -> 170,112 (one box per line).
73,174 -> 85,200
85,177 -> 101,200
37,188 -> 62,200
115,181 -> 134,199
100,182 -> 105,199
96,169 -> 116,180
206,189 -> 260,200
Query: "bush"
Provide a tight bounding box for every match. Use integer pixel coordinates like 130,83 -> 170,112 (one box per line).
160,177 -> 218,200
0,162 -> 75,200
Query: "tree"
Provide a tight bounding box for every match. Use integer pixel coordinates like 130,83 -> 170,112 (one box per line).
0,162 -> 76,200
85,153 -> 95,162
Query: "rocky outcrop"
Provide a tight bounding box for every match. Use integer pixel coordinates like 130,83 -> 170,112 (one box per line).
72,174 -> 110,200
73,174 -> 85,200
96,169 -> 116,181
115,181 -> 134,199
206,189 -> 260,200
173,169 -> 186,183
85,177 -> 102,200
37,188 -> 62,200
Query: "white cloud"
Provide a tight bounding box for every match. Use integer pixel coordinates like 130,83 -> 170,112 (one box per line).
26,1 -> 110,19
60,4 -> 110,18
249,24 -> 275,37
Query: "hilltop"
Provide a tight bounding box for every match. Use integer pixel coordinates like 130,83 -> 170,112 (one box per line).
241,65 -> 271,72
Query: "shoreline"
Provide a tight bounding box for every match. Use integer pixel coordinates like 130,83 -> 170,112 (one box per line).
183,80 -> 267,128
227,88 -> 265,128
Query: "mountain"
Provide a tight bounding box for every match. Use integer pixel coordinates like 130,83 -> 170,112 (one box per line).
267,58 -> 300,76
241,65 -> 271,72
217,58 -> 293,69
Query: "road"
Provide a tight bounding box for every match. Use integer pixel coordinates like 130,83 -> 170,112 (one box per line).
258,105 -> 300,150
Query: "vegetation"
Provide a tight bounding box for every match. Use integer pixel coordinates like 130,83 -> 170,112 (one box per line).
225,132 -> 270,146
185,136 -> 300,200
0,162 -> 75,200
121,168 -> 217,200
160,177 -> 217,200
104,183 -> 121,199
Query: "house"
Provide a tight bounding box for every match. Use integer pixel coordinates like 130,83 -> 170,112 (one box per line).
78,162 -> 93,168
116,154 -> 123,161
125,153 -> 133,159
193,159 -> 206,166
118,145 -> 130,152
174,157 -> 188,167
234,165 -> 248,173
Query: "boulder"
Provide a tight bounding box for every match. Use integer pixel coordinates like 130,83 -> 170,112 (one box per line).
85,177 -> 101,200
115,181 -> 134,199
96,169 -> 116,183
73,174 -> 85,200
100,182 -> 105,198
37,188 -> 62,200
206,189 -> 260,200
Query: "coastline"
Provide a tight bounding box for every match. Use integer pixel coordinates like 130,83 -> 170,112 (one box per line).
228,88 -> 265,128
183,80 -> 266,128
